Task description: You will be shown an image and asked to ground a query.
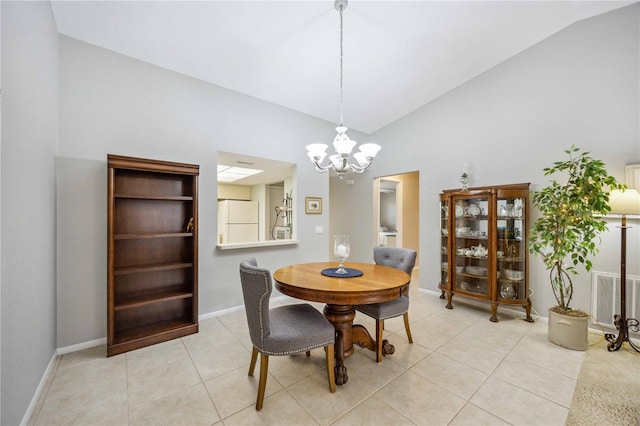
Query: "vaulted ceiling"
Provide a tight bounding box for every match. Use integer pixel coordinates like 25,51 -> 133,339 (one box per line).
51,1 -> 633,134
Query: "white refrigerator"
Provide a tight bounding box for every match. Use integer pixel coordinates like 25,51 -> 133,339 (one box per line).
218,200 -> 259,243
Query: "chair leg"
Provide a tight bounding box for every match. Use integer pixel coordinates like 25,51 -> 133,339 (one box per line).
248,346 -> 258,376
403,312 -> 413,344
325,344 -> 336,393
256,353 -> 269,411
376,320 -> 383,362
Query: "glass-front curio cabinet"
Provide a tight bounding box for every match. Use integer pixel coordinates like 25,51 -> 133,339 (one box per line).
439,183 -> 533,322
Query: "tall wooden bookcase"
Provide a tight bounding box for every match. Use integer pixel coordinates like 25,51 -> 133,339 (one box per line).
107,154 -> 199,356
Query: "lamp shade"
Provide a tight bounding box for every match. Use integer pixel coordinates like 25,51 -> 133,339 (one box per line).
609,189 -> 640,215
353,152 -> 369,167
358,143 -> 382,158
306,143 -> 328,163
329,154 -> 344,170
333,127 -> 356,155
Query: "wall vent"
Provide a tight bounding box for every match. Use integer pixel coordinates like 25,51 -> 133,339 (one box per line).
591,271 -> 640,335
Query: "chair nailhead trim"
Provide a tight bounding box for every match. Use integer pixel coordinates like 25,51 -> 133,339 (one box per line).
242,266 -> 335,356
258,340 -> 335,356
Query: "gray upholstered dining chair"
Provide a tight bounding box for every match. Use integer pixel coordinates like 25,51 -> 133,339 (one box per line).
239,258 -> 336,410
355,246 -> 417,362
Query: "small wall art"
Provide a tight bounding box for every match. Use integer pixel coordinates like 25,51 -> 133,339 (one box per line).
305,197 -> 322,214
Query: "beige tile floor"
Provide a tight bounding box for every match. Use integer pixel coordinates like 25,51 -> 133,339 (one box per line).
29,278 -> 588,426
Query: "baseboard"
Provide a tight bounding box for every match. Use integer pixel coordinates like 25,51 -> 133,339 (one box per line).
57,337 -> 106,355
420,288 -> 441,298
199,296 -> 288,321
20,351 -> 57,426
198,304 -> 245,321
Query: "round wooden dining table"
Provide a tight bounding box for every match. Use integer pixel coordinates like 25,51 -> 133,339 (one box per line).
273,261 -> 410,385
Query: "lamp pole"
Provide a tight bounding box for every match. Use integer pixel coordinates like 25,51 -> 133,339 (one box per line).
605,213 -> 640,352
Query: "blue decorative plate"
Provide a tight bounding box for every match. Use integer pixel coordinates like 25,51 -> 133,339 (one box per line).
321,268 -> 363,278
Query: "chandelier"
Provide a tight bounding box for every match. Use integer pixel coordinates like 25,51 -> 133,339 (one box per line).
306,0 -> 381,178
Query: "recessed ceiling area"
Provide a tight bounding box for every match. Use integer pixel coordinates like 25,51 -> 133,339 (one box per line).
217,165 -> 264,183
217,152 -> 295,186
50,1 -> 633,134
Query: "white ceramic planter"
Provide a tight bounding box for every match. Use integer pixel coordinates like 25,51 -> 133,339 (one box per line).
548,308 -> 588,351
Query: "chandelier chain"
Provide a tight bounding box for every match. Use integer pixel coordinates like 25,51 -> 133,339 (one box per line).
339,4 -> 344,127
305,0 -> 381,177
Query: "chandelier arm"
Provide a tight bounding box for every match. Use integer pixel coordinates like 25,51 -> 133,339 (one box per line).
347,163 -> 372,174
311,161 -> 332,173
311,161 -> 373,175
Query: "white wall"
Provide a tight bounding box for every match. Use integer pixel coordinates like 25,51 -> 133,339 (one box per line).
2,3 -> 638,423
1,2 -> 58,424
335,4 -> 639,316
2,3 -> 634,423
57,36 -> 369,347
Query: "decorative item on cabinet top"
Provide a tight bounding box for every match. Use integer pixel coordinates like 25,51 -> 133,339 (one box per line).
438,183 -> 533,323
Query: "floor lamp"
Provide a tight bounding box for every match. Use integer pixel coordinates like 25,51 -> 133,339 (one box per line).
605,188 -> 640,352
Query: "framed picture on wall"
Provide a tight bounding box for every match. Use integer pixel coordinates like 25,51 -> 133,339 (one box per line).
305,197 -> 322,214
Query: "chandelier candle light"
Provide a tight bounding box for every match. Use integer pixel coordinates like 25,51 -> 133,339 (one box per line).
306,0 -> 381,178
333,234 -> 350,274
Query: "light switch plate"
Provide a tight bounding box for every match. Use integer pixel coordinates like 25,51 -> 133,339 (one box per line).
315,226 -> 324,234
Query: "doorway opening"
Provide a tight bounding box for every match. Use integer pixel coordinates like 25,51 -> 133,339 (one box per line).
373,171 -> 420,266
